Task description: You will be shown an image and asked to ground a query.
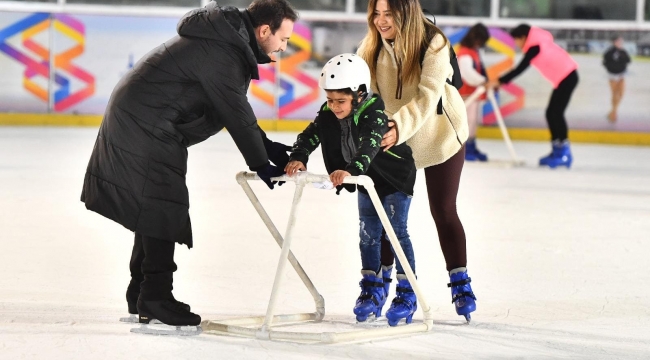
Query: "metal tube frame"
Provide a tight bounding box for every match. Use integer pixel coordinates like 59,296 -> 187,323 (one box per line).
201,171 -> 434,343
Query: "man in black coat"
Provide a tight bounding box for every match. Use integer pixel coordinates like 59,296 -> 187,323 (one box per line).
80,0 -> 298,328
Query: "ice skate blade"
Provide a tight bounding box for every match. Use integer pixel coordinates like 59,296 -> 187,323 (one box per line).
387,317 -> 413,327
355,316 -> 388,328
119,314 -> 138,323
131,320 -> 202,336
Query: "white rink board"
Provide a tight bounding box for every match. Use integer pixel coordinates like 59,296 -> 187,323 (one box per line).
0,128 -> 649,359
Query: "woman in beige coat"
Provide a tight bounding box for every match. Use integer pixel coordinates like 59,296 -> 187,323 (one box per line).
357,0 -> 476,322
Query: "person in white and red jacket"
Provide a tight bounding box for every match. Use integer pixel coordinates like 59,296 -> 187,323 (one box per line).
457,23 -> 490,162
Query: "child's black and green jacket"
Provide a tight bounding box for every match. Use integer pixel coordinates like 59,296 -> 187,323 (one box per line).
289,94 -> 416,197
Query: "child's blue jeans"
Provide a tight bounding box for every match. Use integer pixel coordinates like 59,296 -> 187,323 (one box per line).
358,191 -> 415,275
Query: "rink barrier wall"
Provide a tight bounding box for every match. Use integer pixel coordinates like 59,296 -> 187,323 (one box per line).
1,113 -> 649,146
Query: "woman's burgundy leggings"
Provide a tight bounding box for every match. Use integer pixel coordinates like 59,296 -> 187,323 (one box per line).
381,146 -> 467,272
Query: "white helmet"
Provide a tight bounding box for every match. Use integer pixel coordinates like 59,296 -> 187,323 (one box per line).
319,53 -> 371,93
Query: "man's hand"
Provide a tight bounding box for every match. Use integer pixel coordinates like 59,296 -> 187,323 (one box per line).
330,170 -> 351,187
265,139 -> 292,169
381,121 -> 397,151
251,163 -> 285,189
285,160 -> 306,176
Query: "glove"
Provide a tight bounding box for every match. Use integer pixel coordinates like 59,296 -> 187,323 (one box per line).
264,138 -> 292,169
335,184 -> 356,195
251,163 -> 285,190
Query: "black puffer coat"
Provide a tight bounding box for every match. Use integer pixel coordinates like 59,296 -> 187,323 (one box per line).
81,3 -> 272,247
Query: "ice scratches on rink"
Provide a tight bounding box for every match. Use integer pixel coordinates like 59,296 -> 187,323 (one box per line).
2,128 -> 650,358
202,314 -> 421,343
205,314 -> 392,333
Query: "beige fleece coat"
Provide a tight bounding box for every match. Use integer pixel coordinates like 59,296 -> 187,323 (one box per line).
360,35 -> 469,169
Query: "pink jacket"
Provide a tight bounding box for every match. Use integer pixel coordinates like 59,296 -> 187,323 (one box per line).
523,27 -> 578,88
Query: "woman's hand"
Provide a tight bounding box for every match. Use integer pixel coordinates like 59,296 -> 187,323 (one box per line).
284,160 -> 306,176
330,170 -> 351,187
381,121 -> 398,151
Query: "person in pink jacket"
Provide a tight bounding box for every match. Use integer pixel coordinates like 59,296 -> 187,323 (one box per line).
490,24 -> 579,168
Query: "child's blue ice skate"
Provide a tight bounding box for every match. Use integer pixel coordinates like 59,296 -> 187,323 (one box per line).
448,270 -> 476,323
381,265 -> 393,298
385,276 -> 417,326
465,139 -> 488,162
353,271 -> 386,322
540,141 -> 572,168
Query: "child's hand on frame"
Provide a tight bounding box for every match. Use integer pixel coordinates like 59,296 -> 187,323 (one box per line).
330,170 -> 351,187
285,160 -> 306,176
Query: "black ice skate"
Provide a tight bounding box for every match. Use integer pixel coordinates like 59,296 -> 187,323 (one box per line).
130,298 -> 202,336
120,296 -> 191,323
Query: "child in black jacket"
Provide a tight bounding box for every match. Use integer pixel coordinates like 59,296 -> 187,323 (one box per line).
285,53 -> 417,326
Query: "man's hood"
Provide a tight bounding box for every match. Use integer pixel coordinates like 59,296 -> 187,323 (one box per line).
176,2 -> 272,72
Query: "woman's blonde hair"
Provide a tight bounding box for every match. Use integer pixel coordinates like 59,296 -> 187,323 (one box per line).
358,0 -> 448,99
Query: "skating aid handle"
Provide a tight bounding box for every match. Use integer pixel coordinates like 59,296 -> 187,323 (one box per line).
236,172 -> 372,187
463,86 -> 486,107
463,86 -> 523,164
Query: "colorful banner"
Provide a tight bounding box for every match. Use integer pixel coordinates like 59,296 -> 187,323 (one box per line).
0,13 -> 95,111
1,11 -> 649,132
252,21 -> 321,119
0,12 -> 178,114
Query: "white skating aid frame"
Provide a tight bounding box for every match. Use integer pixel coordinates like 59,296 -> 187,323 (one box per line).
464,86 -> 525,167
201,172 -> 434,343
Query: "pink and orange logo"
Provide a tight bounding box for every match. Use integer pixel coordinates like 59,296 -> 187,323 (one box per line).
0,13 -> 95,111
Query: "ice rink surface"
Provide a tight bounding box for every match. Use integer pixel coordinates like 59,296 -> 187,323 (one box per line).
1,127 -> 649,359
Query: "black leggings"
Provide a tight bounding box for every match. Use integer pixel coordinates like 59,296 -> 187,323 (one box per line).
128,233 -> 177,301
381,146 -> 467,271
546,70 -> 579,142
